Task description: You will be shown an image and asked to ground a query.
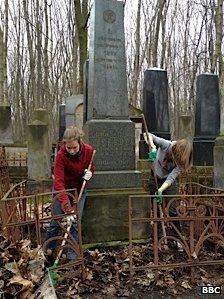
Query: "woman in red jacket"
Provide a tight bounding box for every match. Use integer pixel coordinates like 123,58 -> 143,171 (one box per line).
45,126 -> 95,263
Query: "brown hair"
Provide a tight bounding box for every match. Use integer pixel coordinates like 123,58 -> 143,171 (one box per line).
63,126 -> 84,142
171,139 -> 193,172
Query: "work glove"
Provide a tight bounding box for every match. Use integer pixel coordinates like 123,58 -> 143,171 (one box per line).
83,169 -> 92,181
147,148 -> 157,162
155,190 -> 163,205
61,198 -> 74,214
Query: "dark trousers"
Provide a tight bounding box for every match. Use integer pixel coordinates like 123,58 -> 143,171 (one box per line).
45,189 -> 86,260
148,172 -> 181,236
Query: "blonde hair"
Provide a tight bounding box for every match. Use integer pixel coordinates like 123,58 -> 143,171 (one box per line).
63,126 -> 84,142
171,139 -> 193,172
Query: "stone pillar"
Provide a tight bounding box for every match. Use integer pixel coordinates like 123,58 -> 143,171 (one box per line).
33,108 -> 49,125
193,73 -> 220,165
178,115 -> 193,140
139,68 -> 170,158
27,119 -> 51,181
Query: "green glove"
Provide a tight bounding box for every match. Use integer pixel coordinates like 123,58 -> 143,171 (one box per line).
147,149 -> 157,162
155,190 -> 163,204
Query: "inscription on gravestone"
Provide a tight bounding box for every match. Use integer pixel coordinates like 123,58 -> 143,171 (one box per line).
87,0 -> 129,120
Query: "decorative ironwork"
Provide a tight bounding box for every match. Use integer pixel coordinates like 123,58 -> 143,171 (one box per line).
0,187 -> 84,272
129,182 -> 224,281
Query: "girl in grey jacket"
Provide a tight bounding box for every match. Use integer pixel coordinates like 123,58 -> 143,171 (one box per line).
144,133 -> 192,196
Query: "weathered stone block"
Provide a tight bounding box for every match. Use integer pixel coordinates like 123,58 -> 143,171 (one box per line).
88,170 -> 142,189
84,119 -> 136,171
82,188 -> 149,243
27,120 -> 51,180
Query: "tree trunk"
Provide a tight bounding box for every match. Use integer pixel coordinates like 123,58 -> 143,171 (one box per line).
132,0 -> 141,107
152,0 -> 166,67
74,0 -> 88,93
211,0 -> 223,75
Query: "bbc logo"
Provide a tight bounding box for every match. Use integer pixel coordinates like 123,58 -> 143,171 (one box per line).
200,286 -> 221,294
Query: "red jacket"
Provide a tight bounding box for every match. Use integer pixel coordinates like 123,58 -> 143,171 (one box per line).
53,142 -> 95,202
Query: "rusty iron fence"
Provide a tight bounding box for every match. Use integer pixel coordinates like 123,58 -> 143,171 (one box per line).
129,182 -> 224,281
0,146 -> 10,198
0,185 -> 84,272
6,151 -> 28,167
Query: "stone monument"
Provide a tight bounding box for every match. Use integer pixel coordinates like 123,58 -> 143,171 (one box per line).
194,73 -> 220,166
27,109 -> 52,193
84,0 -> 141,189
82,0 -> 145,243
213,75 -> 224,188
139,68 -> 170,158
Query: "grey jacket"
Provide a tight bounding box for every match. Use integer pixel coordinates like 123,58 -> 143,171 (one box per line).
152,134 -> 181,185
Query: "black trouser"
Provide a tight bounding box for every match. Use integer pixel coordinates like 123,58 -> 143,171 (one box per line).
148,171 -> 181,236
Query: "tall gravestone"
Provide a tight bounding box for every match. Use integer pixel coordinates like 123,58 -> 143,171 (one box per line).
83,0 -> 141,189
194,73 -> 220,166
213,76 -> 224,188
139,68 -> 170,158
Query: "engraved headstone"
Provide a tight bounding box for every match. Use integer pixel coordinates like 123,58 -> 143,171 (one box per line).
84,0 -> 141,189
87,0 -> 129,120
194,73 -> 220,165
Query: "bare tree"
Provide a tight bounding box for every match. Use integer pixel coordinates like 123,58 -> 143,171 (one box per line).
74,0 -> 88,93
132,0 -> 141,107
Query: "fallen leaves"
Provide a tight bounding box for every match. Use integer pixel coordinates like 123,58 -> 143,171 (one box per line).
1,233 -> 224,298
0,235 -> 45,298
